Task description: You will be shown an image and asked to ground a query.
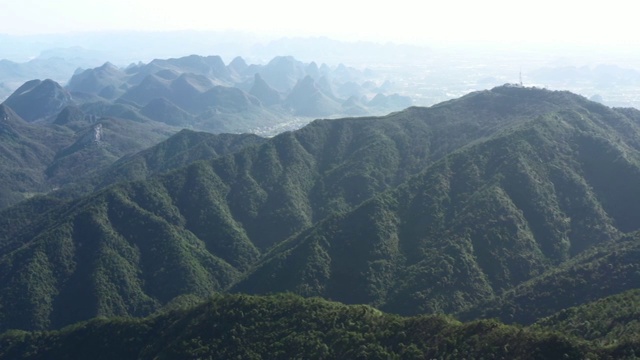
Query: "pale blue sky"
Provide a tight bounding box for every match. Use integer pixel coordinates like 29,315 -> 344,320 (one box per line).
0,0 -> 636,45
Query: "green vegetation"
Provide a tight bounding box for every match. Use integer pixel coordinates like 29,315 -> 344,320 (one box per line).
458,232 -> 640,324
0,101 -> 267,209
0,103 -> 176,209
3,85 -> 640,351
0,104 -> 72,208
1,293 -> 625,360
533,289 -> 640,345
234,92 -> 640,318
54,128 -> 266,201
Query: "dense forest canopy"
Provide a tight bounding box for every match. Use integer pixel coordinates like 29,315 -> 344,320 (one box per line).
2,85 -> 640,359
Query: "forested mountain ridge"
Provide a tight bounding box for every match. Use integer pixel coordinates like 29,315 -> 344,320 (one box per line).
3,293 -> 634,360
0,100 -> 178,209
458,231 -> 640,324
95,129 -> 267,187
0,85 -> 269,209
0,104 -> 68,207
3,85 -> 640,333
232,94 -> 640,315
51,129 -> 267,200
532,288 -> 640,345
0,51 -> 414,208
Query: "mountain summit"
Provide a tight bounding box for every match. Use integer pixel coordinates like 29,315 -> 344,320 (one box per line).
285,75 -> 341,116
3,79 -> 73,122
249,73 -> 281,106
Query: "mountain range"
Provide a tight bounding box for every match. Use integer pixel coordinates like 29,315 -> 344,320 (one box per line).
2,85 -> 640,343
0,53 -> 416,209
2,53 -> 412,127
0,55 -> 102,102
65,54 -> 411,124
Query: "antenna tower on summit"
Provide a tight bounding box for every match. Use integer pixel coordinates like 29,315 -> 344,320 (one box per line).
519,69 -> 523,87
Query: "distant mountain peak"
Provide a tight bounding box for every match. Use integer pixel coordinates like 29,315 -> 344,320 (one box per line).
250,73 -> 281,106
98,62 -> 119,71
3,79 -> 73,122
294,75 -> 318,91
285,75 -> 341,116
228,56 -> 248,75
229,56 -> 247,68
287,75 -> 320,100
66,63 -> 127,99
367,92 -> 412,109
259,56 -> 307,92
306,61 -> 320,79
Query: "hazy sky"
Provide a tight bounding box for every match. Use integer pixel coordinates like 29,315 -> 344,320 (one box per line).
0,0 -> 637,45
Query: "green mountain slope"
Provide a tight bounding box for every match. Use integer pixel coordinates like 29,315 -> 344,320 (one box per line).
458,232 -> 640,325
53,129 -> 267,200
96,129 -> 266,187
0,131 -> 266,331
0,76 -> 230,210
0,105 -> 74,207
45,116 -> 176,186
1,293 -> 617,360
3,86 -> 640,332
233,88 -> 640,316
532,288 -> 640,345
0,103 -> 177,209
0,177 -> 249,330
